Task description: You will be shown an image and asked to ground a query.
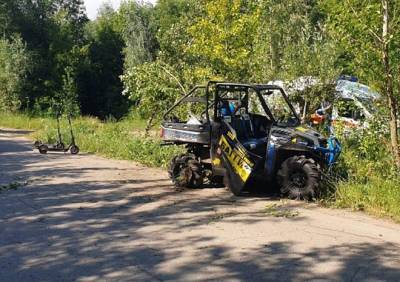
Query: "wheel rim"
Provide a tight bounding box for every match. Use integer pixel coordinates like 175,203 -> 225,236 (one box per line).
175,165 -> 191,186
290,170 -> 308,188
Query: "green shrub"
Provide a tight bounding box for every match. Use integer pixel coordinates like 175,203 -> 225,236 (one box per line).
323,114 -> 400,222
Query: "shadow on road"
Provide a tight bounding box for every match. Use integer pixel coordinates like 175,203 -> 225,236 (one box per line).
1,135 -> 399,281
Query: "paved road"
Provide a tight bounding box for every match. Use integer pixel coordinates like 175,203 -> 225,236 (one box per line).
1,128 -> 400,281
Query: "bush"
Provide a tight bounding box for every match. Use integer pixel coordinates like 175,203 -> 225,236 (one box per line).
324,113 -> 400,222
0,36 -> 30,112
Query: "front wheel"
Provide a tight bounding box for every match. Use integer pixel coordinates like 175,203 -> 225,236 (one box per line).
70,145 -> 79,155
277,156 -> 321,200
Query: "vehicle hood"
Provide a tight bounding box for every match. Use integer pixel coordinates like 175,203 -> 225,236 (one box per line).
270,125 -> 325,147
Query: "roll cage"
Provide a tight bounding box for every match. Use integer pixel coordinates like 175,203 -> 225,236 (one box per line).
163,81 -> 301,127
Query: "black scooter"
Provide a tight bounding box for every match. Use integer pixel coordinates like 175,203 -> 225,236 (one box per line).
34,114 -> 79,155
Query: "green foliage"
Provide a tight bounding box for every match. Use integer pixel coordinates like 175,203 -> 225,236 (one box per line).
121,60 -> 183,129
60,66 -> 80,116
335,112 -> 397,180
249,0 -> 339,83
0,36 -> 30,112
79,4 -> 128,119
320,110 -> 400,221
320,0 -> 383,84
185,0 -> 259,80
119,1 -> 158,69
335,178 -> 400,222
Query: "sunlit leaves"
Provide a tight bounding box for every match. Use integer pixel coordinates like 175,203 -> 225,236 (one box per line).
0,36 -> 31,112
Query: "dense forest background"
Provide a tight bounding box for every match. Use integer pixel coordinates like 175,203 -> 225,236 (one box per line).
1,0 -> 398,118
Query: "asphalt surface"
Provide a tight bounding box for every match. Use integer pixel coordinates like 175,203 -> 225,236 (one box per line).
1,128 -> 400,281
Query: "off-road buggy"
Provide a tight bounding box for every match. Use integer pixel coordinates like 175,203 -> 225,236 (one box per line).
161,82 -> 341,199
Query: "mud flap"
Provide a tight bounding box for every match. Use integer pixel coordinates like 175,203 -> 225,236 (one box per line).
217,122 -> 261,195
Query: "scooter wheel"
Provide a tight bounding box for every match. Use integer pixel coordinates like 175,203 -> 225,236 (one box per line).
70,145 -> 79,155
38,144 -> 48,154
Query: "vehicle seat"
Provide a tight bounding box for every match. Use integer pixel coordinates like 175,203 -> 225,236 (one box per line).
230,116 -> 267,156
242,137 -> 268,156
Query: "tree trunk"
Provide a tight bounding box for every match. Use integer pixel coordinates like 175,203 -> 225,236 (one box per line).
145,113 -> 155,137
382,0 -> 400,169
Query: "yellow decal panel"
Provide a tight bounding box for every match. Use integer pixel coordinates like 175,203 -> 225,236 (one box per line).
296,126 -> 308,133
227,131 -> 235,141
219,135 -> 254,182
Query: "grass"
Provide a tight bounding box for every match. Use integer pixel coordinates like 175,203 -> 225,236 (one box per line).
0,112 -> 183,167
263,203 -> 300,218
333,178 -> 400,222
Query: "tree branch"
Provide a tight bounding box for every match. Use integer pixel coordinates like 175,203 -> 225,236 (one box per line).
345,0 -> 383,45
159,64 -> 187,94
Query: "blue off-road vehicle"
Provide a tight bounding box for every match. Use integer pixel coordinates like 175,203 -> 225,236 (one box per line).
161,82 -> 341,199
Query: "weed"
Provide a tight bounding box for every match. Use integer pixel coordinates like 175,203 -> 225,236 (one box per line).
0,181 -> 28,192
263,203 -> 300,218
207,211 -> 237,224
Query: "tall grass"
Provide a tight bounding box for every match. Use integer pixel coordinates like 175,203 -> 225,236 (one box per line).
334,179 -> 400,222
0,112 -> 183,167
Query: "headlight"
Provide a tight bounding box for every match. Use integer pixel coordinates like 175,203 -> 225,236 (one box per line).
292,137 -> 311,146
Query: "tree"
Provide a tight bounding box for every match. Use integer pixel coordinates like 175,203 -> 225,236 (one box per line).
185,0 -> 259,81
0,36 -> 31,112
0,0 -> 89,114
252,0 -> 338,82
59,66 -> 80,115
121,61 -> 183,134
381,0 -> 400,169
321,0 -> 400,169
119,1 -> 158,70
79,3 -> 128,119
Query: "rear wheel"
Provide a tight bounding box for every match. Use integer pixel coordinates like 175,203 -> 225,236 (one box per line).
277,156 -> 321,200
168,154 -> 203,189
33,141 -> 41,149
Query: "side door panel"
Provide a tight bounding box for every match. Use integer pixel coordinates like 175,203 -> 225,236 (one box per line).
212,120 -> 261,194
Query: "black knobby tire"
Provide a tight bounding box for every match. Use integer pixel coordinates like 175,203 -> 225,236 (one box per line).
211,175 -> 225,188
277,156 -> 321,200
70,145 -> 79,155
38,144 -> 48,154
168,154 -> 203,189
